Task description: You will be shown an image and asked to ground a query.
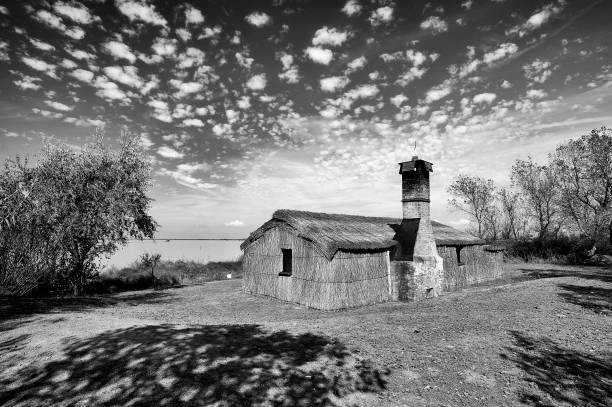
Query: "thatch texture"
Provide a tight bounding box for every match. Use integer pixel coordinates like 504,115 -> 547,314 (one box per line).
242,224 -> 391,310
437,246 -> 503,291
241,209 -> 484,260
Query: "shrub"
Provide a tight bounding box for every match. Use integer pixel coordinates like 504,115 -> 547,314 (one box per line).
93,258 -> 242,294
505,236 -> 600,265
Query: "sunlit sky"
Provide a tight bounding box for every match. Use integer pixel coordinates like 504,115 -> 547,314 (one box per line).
1,0 -> 611,238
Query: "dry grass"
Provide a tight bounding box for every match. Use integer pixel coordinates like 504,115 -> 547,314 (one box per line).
1,262 -> 610,406
94,259 -> 243,293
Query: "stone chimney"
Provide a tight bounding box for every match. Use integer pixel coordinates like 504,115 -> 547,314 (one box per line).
398,156 -> 437,257
390,156 -> 443,302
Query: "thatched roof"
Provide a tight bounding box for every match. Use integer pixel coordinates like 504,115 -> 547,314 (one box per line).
241,209 -> 485,260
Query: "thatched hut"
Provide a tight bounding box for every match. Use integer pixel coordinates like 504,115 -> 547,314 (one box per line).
241,157 -> 504,310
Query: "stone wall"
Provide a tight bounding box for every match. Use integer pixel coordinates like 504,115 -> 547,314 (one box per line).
390,254 -> 443,301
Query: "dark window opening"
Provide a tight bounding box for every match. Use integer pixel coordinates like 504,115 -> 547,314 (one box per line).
456,246 -> 465,266
279,249 -> 292,276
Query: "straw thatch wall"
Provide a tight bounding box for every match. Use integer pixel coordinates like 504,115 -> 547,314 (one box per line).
242,224 -> 390,310
437,245 -> 503,291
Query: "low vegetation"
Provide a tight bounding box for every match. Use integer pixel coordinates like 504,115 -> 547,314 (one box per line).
88,256 -> 243,294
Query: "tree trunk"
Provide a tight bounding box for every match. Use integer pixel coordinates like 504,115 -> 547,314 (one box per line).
71,258 -> 86,296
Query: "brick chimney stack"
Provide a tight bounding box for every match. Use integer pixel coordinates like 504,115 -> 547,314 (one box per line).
398,156 -> 437,257
399,155 -> 432,220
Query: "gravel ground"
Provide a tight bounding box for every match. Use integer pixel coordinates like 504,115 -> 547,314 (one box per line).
1,262 -> 610,406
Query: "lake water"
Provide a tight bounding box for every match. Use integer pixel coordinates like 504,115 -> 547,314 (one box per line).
103,240 -> 244,269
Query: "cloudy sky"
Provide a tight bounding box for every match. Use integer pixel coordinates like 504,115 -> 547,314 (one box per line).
1,0 -> 611,238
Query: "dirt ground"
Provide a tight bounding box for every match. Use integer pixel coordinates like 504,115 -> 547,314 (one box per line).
1,262 -> 610,407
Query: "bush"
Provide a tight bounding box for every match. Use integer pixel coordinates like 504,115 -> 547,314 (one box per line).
505,236 -> 602,265
90,258 -> 243,294
95,267 -> 181,293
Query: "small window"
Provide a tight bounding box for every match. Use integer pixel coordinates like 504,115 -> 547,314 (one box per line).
456,246 -> 465,266
279,249 -> 292,276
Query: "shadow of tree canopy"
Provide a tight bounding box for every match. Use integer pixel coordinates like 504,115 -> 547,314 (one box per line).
557,284 -> 612,314
0,291 -> 174,324
0,324 -> 388,407
501,330 -> 612,407
516,265 -> 612,284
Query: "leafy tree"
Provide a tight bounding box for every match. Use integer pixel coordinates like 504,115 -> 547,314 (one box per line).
447,174 -> 498,239
498,187 -> 525,240
140,253 -> 162,289
511,157 -> 560,240
0,156 -> 60,295
0,133 -> 157,295
550,127 -> 612,246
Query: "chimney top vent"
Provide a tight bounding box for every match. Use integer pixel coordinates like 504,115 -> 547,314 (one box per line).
398,157 -> 434,174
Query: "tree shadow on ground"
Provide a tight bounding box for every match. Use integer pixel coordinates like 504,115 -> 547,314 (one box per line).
501,330 -> 612,407
0,291 -> 174,324
0,324 -> 387,407
0,333 -> 31,370
557,284 -> 612,314
514,265 -> 612,284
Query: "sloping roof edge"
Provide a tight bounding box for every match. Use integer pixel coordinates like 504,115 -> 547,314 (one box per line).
241,209 -> 485,260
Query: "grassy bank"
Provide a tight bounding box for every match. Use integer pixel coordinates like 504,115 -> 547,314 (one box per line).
93,258 -> 242,293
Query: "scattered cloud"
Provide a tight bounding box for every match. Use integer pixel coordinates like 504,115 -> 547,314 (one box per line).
526,3 -> 563,29
523,59 -> 553,83
115,0 -> 168,27
34,10 -> 66,31
245,11 -> 271,27
103,40 -> 137,63
103,66 -> 143,88
70,68 -> 95,82
171,81 -> 204,98
346,56 -> 366,72
21,57 -> 57,78
425,83 -> 452,103
224,219 -> 244,227
13,75 -> 42,90
320,76 -> 350,92
53,1 -> 97,25
305,46 -> 333,65
461,1 -> 473,10
312,27 -> 350,47
157,146 -> 185,159
183,118 -> 204,127
420,16 -> 448,34
151,37 -> 177,56
94,77 -> 127,101
44,100 -> 73,111
185,5 -> 204,24
526,89 -> 547,99
342,0 -> 362,17
390,94 -> 408,107
29,39 -> 55,52
346,84 -> 379,99
483,42 -> 518,64
473,92 -> 497,104
369,6 -> 394,26
246,74 -> 267,90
